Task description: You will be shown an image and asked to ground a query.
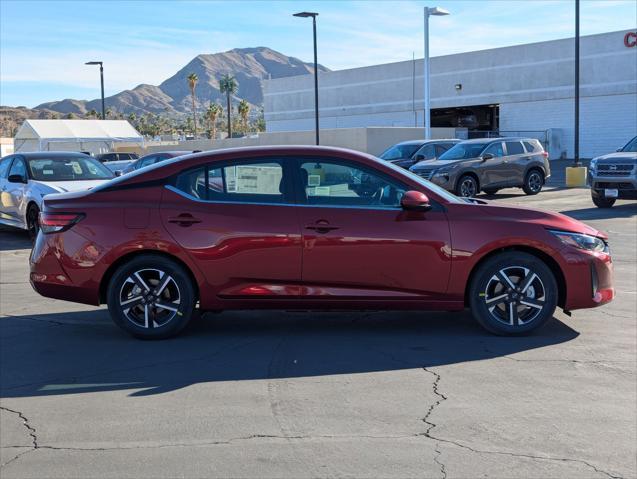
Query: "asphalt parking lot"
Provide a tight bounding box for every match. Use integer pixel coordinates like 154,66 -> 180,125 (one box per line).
1,186 -> 635,479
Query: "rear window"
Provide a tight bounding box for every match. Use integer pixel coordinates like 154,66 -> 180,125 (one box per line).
505,141 -> 525,155
27,156 -> 114,181
523,141 -> 543,153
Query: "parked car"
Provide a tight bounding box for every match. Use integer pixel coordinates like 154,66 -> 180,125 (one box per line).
410,138 -> 550,197
380,139 -> 459,169
120,151 -> 197,175
588,136 -> 637,208
31,146 -> 613,339
0,152 -> 114,238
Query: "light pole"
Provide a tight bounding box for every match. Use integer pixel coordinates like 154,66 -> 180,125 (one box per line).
574,0 -> 580,166
423,6 -> 449,139
293,11 -> 320,145
85,61 -> 105,120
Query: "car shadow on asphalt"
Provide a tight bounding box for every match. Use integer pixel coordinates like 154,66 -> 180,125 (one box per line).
560,203 -> 637,220
0,227 -> 31,251
0,309 -> 579,398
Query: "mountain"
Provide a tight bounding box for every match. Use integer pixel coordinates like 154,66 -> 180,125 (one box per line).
0,106 -> 59,137
35,47 -> 329,116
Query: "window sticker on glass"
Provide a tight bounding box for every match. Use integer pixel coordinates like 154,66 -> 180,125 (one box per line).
70,162 -> 83,174
224,166 -> 237,192
314,186 -> 331,196
43,169 -> 54,175
233,165 -> 281,194
308,174 -> 321,187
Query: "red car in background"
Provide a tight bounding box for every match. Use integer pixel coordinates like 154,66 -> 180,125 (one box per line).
30,146 -> 614,339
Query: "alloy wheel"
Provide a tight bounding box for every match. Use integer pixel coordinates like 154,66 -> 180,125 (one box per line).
482,266 -> 546,326
459,177 -> 477,197
27,206 -> 39,241
528,172 -> 543,193
119,268 -> 181,329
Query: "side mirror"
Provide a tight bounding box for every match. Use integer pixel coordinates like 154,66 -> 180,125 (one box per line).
8,174 -> 27,184
616,147 -> 622,152
114,171 -> 123,177
401,190 -> 431,212
482,153 -> 494,161
414,154 -> 425,161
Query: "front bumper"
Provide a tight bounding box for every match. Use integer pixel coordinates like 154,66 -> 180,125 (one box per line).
561,247 -> 614,311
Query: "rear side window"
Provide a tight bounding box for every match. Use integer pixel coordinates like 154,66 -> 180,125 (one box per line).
483,142 -> 504,158
174,160 -> 286,204
523,141 -> 543,153
505,141 -> 525,155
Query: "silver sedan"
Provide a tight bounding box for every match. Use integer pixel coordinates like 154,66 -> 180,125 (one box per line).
0,152 -> 114,239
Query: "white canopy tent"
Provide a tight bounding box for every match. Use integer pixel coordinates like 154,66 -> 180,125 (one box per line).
14,120 -> 144,155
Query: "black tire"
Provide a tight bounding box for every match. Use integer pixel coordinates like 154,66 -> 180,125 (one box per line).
456,175 -> 479,198
468,251 -> 557,335
483,188 -> 499,196
522,169 -> 544,195
26,204 -> 40,242
591,191 -> 616,208
106,255 -> 196,339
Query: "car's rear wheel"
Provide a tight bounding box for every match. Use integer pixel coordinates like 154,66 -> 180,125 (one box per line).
106,255 -> 196,339
26,204 -> 40,241
468,252 -> 557,335
591,191 -> 616,208
522,170 -> 544,195
483,188 -> 499,196
456,175 -> 479,198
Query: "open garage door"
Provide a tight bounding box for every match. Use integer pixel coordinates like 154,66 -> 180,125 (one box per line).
431,105 -> 499,133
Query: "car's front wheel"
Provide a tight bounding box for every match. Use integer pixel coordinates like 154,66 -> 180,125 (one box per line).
468,252 -> 557,335
591,190 -> 616,208
456,175 -> 479,198
106,255 -> 196,339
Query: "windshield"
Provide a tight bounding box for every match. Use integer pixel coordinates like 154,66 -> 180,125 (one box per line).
379,158 -> 464,204
380,144 -> 422,161
621,136 -> 637,152
438,142 -> 488,161
28,156 -> 114,181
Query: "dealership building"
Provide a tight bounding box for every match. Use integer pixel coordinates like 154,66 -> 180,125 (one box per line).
264,29 -> 637,159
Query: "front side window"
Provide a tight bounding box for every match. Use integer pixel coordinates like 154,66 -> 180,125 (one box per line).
483,142 -> 505,158
505,141 -> 525,155
300,160 -> 405,208
380,144 -> 422,161
27,156 -> 114,181
415,144 -> 436,159
9,158 -> 27,179
174,160 -> 286,204
621,136 -> 637,152
138,156 -> 157,169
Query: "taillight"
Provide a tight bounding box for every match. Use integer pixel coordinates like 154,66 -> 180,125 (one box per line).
542,151 -> 549,159
39,212 -> 85,234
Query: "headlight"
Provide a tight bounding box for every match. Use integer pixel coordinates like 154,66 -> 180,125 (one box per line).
589,158 -> 598,172
549,230 -> 608,253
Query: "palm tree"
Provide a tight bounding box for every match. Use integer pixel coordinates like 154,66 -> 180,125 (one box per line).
219,74 -> 238,138
187,73 -> 199,136
105,107 -> 113,119
206,103 -> 223,139
87,109 -> 98,119
237,99 -> 250,135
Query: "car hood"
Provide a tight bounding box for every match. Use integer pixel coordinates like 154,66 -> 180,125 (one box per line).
592,152 -> 637,163
471,199 -> 605,238
32,179 -> 111,193
411,158 -> 467,170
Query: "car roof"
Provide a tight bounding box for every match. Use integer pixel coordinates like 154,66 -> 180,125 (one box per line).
460,137 -> 538,144
13,151 -> 94,159
395,139 -> 459,146
140,150 -> 193,159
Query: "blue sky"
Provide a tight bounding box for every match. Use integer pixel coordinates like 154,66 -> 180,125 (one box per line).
1,0 -> 635,107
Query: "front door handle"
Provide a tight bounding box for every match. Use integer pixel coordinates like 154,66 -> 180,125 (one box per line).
305,221 -> 339,234
168,214 -> 202,227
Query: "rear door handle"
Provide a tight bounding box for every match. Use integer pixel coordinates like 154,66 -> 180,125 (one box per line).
168,214 -> 202,227
305,221 -> 339,234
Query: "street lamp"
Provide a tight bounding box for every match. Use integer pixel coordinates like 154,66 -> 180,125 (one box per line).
423,6 -> 450,139
293,11 -> 320,145
85,61 -> 105,120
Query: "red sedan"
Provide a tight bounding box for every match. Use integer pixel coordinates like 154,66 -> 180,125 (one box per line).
30,146 -> 614,339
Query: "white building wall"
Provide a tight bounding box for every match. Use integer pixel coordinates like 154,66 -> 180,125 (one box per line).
500,93 -> 637,159
265,29 -> 637,159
